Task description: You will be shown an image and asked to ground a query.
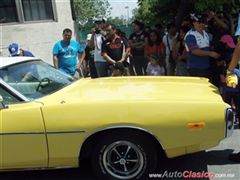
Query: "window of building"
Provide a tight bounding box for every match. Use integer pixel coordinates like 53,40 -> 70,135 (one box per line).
0,0 -> 54,24
0,0 -> 18,23
22,0 -> 54,21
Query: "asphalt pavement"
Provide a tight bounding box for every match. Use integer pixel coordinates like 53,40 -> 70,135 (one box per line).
0,129 -> 240,180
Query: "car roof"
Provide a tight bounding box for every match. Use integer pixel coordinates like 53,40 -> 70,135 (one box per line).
0,57 -> 39,68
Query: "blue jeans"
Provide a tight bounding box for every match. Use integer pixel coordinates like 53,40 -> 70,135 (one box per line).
95,62 -> 108,77
176,61 -> 189,76
89,57 -> 98,78
189,68 -> 211,81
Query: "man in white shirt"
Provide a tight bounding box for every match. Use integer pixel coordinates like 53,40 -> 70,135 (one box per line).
89,19 -> 108,77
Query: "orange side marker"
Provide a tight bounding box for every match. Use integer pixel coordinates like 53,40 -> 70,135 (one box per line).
187,122 -> 206,129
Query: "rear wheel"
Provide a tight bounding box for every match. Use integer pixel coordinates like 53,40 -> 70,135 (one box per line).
91,130 -> 158,180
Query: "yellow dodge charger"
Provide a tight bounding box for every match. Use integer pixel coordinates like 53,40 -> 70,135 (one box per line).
0,57 -> 234,180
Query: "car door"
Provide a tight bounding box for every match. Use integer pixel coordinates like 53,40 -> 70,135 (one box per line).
0,85 -> 48,169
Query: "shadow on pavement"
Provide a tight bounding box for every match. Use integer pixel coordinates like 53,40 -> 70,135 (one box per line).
0,159 -> 95,180
0,149 -> 237,180
155,149 -> 236,180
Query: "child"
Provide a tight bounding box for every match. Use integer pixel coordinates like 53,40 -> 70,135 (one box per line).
146,53 -> 165,76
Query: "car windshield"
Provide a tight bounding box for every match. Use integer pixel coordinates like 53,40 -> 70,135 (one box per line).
0,60 -> 75,99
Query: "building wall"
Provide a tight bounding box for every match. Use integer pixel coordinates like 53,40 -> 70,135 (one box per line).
0,0 -> 78,64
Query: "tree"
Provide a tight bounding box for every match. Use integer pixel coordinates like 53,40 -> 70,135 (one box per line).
72,0 -> 111,27
135,0 -> 240,28
134,0 -> 158,25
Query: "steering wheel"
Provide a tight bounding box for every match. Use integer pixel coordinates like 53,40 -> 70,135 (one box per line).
36,77 -> 51,91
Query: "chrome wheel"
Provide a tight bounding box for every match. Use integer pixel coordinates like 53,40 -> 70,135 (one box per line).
102,141 -> 144,179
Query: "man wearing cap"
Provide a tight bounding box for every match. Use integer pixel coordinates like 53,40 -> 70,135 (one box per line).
219,35 -> 236,65
220,35 -> 237,49
8,43 -> 34,57
89,18 -> 108,77
227,43 -> 240,74
8,43 -> 35,82
185,13 -> 220,79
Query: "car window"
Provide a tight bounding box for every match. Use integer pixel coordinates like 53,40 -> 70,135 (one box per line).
0,60 -> 75,99
0,86 -> 21,104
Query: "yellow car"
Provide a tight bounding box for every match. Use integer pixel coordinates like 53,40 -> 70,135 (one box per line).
0,57 -> 234,180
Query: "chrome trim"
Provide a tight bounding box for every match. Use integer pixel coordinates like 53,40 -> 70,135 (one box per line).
0,166 -> 78,172
0,132 -> 45,135
225,108 -> 234,138
0,58 -> 40,70
46,130 -> 85,134
0,130 -> 85,136
83,125 -> 165,150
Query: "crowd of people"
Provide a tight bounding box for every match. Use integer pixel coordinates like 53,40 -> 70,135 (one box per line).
45,12 -> 240,148
81,11 -> 240,116
81,11 -> 239,81
6,10 -> 240,162
8,11 -> 240,112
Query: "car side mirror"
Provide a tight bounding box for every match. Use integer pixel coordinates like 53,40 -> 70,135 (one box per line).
0,95 -> 8,109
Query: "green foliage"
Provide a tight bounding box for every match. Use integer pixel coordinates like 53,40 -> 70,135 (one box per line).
135,0 -> 180,26
72,0 -> 111,27
194,0 -> 232,12
134,0 -> 158,25
135,0 -> 240,27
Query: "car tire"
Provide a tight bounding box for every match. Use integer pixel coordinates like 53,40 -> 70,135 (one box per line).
91,130 -> 158,180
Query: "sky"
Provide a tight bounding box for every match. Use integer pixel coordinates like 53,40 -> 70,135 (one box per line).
108,0 -> 138,19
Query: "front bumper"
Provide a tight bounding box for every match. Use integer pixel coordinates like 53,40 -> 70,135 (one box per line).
225,108 -> 234,138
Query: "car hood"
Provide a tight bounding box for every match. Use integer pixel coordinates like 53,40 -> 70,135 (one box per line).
39,76 -> 224,104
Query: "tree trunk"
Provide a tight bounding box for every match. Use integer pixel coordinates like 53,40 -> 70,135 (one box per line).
175,0 -> 193,29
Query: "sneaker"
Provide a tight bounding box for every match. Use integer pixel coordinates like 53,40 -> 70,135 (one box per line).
228,152 -> 240,162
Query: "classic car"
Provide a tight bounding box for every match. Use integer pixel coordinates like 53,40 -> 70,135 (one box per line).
0,57 -> 234,180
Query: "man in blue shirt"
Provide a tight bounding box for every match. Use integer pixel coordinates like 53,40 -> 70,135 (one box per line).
185,13 -> 220,79
53,28 -> 85,77
8,43 -> 34,57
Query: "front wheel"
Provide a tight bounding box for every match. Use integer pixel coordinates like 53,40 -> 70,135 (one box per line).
91,131 -> 158,180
